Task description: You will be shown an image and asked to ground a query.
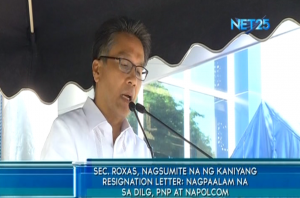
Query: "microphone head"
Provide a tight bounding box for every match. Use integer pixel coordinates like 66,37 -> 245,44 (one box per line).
136,103 -> 146,113
129,102 -> 136,112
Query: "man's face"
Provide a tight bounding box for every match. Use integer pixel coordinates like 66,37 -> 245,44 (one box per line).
93,32 -> 144,120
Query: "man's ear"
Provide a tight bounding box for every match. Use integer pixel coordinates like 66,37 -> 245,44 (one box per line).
92,59 -> 103,83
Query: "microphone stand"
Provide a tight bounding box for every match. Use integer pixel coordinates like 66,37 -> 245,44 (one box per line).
135,103 -> 213,159
129,102 -> 154,158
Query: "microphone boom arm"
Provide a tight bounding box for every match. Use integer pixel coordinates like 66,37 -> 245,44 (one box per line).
143,109 -> 213,159
129,102 -> 154,158
133,110 -> 154,158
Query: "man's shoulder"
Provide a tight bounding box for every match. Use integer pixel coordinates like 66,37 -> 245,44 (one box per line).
57,107 -> 85,122
51,107 -> 90,137
54,107 -> 88,129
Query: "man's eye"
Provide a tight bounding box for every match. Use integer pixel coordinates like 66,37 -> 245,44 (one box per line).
120,62 -> 129,66
136,71 -> 141,76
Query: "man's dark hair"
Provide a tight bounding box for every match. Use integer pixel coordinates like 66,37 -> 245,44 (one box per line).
92,16 -> 151,89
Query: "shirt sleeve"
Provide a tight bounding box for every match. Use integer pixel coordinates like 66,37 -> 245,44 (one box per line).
40,118 -> 78,161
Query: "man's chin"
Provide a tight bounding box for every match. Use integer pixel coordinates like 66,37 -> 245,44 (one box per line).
115,103 -> 132,119
117,109 -> 131,119
124,110 -> 131,118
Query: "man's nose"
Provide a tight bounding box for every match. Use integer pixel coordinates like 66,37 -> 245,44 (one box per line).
127,68 -> 137,86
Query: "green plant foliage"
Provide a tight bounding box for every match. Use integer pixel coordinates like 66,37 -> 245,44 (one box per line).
128,82 -> 213,158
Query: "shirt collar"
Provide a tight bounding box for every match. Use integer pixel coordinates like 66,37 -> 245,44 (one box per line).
82,97 -> 131,133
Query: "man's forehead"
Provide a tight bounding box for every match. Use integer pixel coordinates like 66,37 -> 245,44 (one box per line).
107,32 -> 145,65
113,50 -> 144,66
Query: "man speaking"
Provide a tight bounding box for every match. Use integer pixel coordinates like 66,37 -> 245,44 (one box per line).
41,17 -> 152,161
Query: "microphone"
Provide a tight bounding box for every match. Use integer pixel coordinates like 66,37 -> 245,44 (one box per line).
135,103 -> 213,159
129,102 -> 154,158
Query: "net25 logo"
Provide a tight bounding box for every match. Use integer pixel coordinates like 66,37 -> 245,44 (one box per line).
231,16 -> 270,34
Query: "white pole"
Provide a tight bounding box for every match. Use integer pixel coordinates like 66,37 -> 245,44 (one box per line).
184,70 -> 191,158
227,54 -> 235,157
28,0 -> 34,33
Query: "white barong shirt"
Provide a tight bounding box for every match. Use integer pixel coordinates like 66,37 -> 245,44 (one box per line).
41,97 -> 151,161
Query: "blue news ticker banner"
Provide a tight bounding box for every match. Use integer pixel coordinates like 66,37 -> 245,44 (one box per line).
74,159 -> 300,197
0,162 -> 73,196
0,160 -> 300,197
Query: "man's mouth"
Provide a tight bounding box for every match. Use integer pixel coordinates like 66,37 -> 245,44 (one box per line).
122,94 -> 132,101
